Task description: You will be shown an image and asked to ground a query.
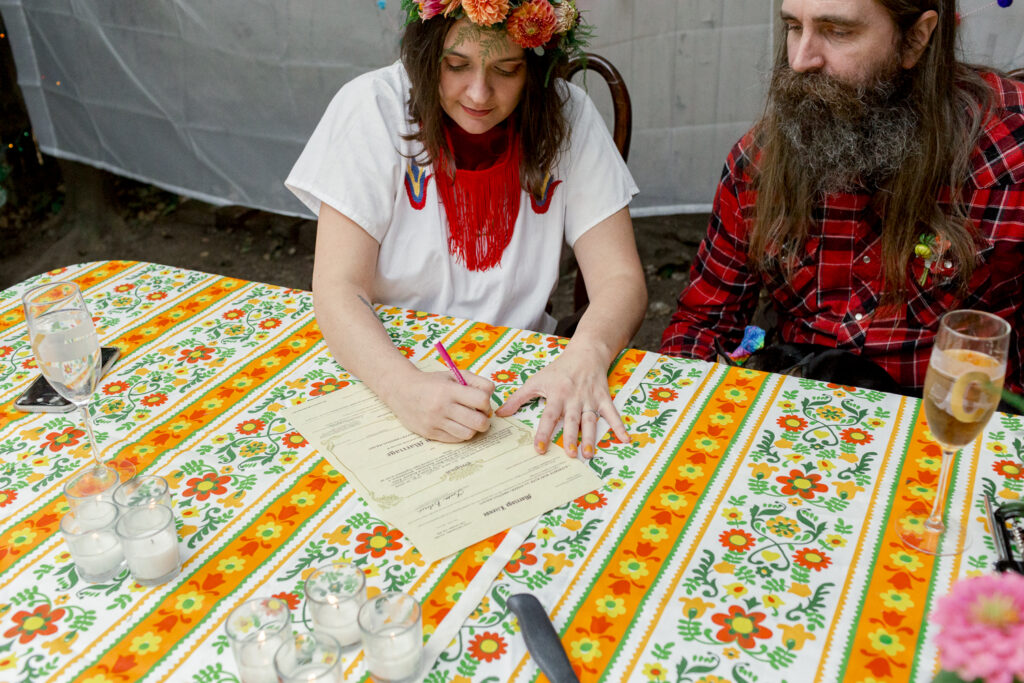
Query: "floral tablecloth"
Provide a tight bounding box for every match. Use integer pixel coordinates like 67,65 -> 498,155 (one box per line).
0,261 -> 1020,683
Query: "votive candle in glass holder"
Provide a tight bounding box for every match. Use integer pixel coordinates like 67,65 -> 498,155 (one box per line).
59,500 -> 124,583
113,474 -> 172,509
306,562 -> 366,648
274,632 -> 342,683
64,461 -> 136,510
226,597 -> 292,683
358,592 -> 423,683
114,503 -> 181,585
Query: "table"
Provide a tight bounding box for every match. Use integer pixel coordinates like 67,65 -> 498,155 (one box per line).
0,261 -> 1018,682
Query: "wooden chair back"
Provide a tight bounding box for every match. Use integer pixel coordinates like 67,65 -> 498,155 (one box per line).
563,54 -> 633,315
566,54 -> 633,162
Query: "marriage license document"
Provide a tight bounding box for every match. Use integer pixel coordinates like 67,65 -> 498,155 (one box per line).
283,370 -> 602,563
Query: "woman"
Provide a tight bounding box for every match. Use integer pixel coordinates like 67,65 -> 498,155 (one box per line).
286,0 -> 646,459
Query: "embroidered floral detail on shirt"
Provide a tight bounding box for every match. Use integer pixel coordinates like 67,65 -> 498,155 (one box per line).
530,172 -> 562,213
404,161 -> 432,210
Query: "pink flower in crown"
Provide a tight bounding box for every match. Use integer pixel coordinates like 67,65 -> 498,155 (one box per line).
462,0 -> 509,27
418,0 -> 459,19
931,572 -> 1024,683
505,0 -> 557,48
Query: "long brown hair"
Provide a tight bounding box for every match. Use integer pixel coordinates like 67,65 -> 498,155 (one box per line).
751,0 -> 993,303
400,16 -> 569,196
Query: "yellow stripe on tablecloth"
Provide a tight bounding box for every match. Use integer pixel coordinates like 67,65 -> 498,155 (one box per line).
503,360 -> 722,682
561,370 -> 774,679
0,278 -> 250,573
110,319 -> 321,466
813,396 -> 910,682
547,362 -> 724,621
344,345 -> 653,682
1,273 -> 246,477
63,462 -> 349,683
906,436 -> 980,683
0,340 -> 319,594
503,366 -> 761,679
617,374 -> 782,680
839,406 -> 976,682
150,483 -> 359,683
0,261 -> 138,334
442,321 -> 512,370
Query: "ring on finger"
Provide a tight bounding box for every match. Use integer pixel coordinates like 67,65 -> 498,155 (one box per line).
582,409 -> 600,418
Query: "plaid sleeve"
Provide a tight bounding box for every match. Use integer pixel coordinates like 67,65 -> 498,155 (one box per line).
660,154 -> 762,359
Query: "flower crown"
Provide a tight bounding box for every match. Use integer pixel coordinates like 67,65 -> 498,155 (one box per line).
399,0 -> 590,60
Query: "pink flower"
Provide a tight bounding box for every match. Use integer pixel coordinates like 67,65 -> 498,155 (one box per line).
418,0 -> 459,19
462,0 -> 509,26
931,573 -> 1024,683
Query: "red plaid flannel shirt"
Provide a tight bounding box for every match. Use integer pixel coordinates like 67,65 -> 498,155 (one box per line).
661,71 -> 1024,393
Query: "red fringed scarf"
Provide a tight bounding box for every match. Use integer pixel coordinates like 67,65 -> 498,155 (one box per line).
435,120 -> 521,272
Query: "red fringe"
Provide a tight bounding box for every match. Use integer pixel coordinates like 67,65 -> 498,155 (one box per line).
435,128 -> 521,272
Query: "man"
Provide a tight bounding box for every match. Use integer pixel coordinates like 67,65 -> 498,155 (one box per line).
660,0 -> 1024,394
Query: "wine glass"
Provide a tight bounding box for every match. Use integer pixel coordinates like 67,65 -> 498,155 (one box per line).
22,281 -> 131,495
898,309 -> 1010,556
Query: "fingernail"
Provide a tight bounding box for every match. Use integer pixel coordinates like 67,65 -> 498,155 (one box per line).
583,445 -> 594,457
536,440 -> 547,454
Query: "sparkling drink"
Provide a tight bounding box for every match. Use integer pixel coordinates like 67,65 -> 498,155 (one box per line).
30,308 -> 101,404
923,348 -> 1004,448
23,281 -> 113,472
898,310 -> 1010,557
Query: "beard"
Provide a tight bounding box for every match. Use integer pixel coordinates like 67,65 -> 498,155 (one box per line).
763,60 -> 920,194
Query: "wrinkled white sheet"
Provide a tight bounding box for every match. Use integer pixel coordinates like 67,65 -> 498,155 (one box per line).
1,0 -> 1021,217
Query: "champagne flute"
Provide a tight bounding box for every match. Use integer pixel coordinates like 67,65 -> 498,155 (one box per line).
898,309 -> 1010,556
23,281 -> 131,495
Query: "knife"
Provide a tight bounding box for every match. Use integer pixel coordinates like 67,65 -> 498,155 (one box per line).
508,593 -> 580,683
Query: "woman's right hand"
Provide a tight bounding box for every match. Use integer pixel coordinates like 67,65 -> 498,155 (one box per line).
382,369 -> 495,443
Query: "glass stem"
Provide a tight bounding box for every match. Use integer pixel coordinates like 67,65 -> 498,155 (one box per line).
78,402 -> 103,467
924,447 -> 957,533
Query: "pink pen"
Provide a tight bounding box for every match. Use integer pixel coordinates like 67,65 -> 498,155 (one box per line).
434,342 -> 467,386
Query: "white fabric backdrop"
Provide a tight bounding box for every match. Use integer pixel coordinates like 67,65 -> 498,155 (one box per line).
1,0 -> 1022,217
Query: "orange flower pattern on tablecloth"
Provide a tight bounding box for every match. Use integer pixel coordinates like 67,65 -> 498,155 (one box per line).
4,265 -> 1024,683
838,404 -> 1014,683
623,378 -> 909,681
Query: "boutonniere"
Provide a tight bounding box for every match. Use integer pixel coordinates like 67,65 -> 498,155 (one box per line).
913,233 -> 953,286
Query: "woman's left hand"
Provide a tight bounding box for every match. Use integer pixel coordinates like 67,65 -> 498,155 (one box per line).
494,343 -> 628,459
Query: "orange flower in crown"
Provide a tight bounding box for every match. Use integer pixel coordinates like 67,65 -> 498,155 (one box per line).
397,0 -> 588,59
506,0 -> 557,48
462,0 -> 510,26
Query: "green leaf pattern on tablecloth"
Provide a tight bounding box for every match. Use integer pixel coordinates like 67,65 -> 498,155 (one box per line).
5,267 -> 1024,682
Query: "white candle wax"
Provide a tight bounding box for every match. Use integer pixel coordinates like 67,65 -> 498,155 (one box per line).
125,535 -> 179,581
117,504 -> 180,582
365,631 -> 421,681
236,635 -> 284,683
311,598 -> 361,647
126,540 -> 180,581
73,530 -> 124,578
